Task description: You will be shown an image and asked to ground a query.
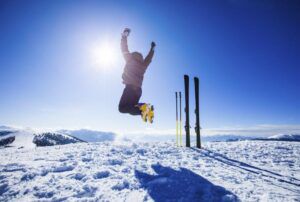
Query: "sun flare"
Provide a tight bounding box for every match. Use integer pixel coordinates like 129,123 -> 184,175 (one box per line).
90,40 -> 118,69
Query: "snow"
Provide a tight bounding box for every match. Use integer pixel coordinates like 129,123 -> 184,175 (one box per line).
0,126 -> 15,131
268,134 -> 300,141
0,128 -> 86,148
0,140 -> 299,201
33,132 -> 84,146
58,129 -> 116,142
3,129 -> 36,149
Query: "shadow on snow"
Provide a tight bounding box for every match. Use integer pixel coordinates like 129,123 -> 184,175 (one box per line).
135,164 -> 238,202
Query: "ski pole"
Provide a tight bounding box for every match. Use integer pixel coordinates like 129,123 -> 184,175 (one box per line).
175,92 -> 178,146
179,92 -> 182,146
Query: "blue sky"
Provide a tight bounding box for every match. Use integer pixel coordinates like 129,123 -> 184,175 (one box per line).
0,0 -> 299,135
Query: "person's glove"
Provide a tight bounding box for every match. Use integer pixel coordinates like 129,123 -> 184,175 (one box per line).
151,41 -> 156,49
122,28 -> 131,37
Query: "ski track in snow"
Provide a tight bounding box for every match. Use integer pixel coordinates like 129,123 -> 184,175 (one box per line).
0,141 -> 300,201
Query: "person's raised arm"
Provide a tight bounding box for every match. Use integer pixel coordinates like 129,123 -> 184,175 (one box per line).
144,41 -> 156,67
121,28 -> 131,62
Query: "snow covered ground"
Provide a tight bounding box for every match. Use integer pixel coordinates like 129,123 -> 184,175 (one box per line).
0,140 -> 299,201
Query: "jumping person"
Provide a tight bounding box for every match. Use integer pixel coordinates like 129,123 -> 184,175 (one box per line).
118,28 -> 156,123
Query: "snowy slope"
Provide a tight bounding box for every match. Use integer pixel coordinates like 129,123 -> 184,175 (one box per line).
0,141 -> 299,201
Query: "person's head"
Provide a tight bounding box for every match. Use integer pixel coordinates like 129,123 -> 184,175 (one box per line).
131,52 -> 143,63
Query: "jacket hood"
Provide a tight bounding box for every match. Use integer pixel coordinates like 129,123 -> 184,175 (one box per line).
132,52 -> 143,63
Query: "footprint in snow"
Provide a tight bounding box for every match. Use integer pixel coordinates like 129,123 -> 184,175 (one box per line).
0,175 -> 6,180
52,165 -> 75,173
0,183 -> 9,195
112,180 -> 130,191
71,173 -> 86,181
73,185 -> 97,198
2,163 -> 26,172
34,191 -> 54,199
93,171 -> 110,179
34,158 -> 45,161
136,148 -> 147,156
21,173 -> 36,181
107,159 -> 123,166
82,157 -> 92,162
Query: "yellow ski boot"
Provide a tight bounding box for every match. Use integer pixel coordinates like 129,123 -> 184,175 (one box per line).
138,103 -> 148,122
147,105 -> 154,124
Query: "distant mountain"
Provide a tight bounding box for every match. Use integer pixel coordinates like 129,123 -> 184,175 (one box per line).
251,134 -> 300,142
0,126 -> 88,148
0,130 -> 15,137
0,126 -> 16,131
199,134 -> 300,142
58,129 -> 116,142
0,136 -> 15,146
126,134 -> 258,143
0,126 -> 117,148
33,132 -> 85,147
0,130 -> 16,147
202,135 -> 256,142
267,134 -> 300,141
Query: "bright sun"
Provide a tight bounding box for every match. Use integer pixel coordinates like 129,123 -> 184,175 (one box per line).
90,41 -> 118,70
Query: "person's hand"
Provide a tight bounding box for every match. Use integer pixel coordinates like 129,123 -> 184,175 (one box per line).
151,41 -> 156,49
122,28 -> 131,37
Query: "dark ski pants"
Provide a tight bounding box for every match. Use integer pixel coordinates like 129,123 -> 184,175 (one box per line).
119,85 -> 142,115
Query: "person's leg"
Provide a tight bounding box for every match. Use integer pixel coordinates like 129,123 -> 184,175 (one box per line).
130,87 -> 142,115
118,86 -> 131,113
118,85 -> 142,115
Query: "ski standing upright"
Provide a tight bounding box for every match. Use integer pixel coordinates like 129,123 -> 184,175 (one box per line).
184,75 -> 191,147
194,77 -> 201,148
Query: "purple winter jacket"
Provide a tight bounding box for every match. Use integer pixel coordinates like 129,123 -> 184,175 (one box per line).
121,36 -> 154,88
